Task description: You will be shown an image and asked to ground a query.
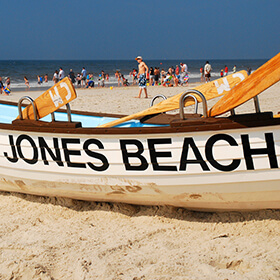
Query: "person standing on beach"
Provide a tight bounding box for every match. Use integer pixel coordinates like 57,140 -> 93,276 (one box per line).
135,56 -> 148,98
233,65 -> 237,73
204,61 -> 212,83
69,69 -> 76,84
59,67 -> 65,80
175,65 -> 180,76
116,71 -> 123,87
160,68 -> 166,85
154,67 -> 160,85
81,67 -> 87,88
53,70 -> 59,84
37,75 -> 43,85
149,67 -> 154,86
99,70 -> 105,87
76,73 -> 81,87
224,65 -> 228,76
200,67 -> 204,82
130,69 -> 138,85
247,67 -> 252,75
180,62 -> 188,84
6,77 -> 11,88
24,76 -> 30,89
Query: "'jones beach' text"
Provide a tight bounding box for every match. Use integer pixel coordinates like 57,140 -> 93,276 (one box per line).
3,133 -> 278,172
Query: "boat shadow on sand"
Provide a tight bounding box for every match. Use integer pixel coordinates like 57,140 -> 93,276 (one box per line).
1,191 -> 280,223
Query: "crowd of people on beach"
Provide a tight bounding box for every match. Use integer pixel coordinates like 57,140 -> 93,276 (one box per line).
130,62 -> 190,89
52,67 -> 109,89
0,60 -> 253,96
133,56 -> 193,98
217,65 -> 237,78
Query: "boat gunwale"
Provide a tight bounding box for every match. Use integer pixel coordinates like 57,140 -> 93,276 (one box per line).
1,100 -> 280,135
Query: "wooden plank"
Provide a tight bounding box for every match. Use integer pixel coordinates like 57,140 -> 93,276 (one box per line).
98,70 -> 247,128
209,52 -> 280,117
18,77 -> 77,120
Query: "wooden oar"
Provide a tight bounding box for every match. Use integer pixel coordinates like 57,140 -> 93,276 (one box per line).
209,52 -> 280,117
17,77 -> 77,120
98,70 -> 247,128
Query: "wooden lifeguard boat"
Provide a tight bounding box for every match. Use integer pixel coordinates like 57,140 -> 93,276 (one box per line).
0,53 -> 279,211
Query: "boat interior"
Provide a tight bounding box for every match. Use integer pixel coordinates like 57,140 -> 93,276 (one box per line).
0,100 -> 163,128
1,89 -> 280,133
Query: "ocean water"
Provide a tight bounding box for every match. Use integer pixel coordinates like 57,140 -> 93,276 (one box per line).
0,59 -> 267,91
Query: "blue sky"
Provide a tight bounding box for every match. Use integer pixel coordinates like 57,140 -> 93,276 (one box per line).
1,0 -> 279,60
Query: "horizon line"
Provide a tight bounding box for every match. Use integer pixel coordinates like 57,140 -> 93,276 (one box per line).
0,58 -> 269,61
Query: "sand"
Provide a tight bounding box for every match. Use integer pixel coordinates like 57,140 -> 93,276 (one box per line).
0,82 -> 280,280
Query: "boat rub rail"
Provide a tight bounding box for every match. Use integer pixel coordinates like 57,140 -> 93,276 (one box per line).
4,111 -> 280,135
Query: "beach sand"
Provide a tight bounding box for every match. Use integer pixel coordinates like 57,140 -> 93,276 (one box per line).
0,82 -> 280,279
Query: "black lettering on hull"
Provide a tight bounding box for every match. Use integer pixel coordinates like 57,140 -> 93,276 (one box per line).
179,137 -> 210,171
148,138 -> 177,171
206,134 -> 241,172
3,132 -> 279,173
4,135 -> 18,163
39,137 -> 63,166
120,139 -> 148,171
241,133 -> 278,170
62,138 -> 86,168
16,135 -> 38,165
84,139 -> 109,171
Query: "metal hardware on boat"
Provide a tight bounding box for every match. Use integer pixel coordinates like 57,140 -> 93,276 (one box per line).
179,90 -> 208,119
181,94 -> 198,114
51,103 -> 72,122
228,96 -> 260,116
18,96 -> 38,121
51,112 -> 55,122
253,96 -> 261,113
150,94 -> 167,107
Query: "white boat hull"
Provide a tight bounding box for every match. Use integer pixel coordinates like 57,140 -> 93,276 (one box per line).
0,124 -> 280,210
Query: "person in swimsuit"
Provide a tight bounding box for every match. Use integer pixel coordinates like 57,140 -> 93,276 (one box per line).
224,65 -> 228,76
38,75 -> 42,85
6,77 -> 10,87
115,71 -> 123,87
135,56 -> 149,98
154,67 -> 160,85
24,76 -> 30,89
